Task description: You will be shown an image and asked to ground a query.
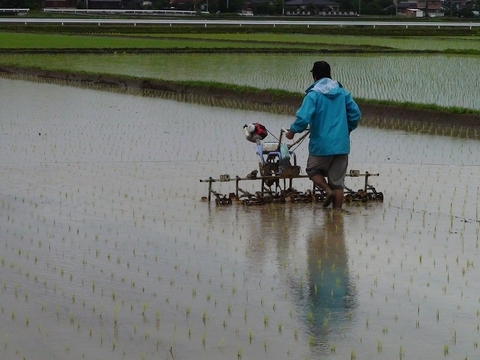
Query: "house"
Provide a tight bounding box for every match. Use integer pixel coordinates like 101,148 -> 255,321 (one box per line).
389,0 -> 442,15
441,0 -> 473,14
43,0 -> 142,8
389,0 -> 416,14
43,0 -> 77,8
86,0 -> 142,9
417,0 -> 442,14
284,0 -> 340,15
406,8 -> 424,16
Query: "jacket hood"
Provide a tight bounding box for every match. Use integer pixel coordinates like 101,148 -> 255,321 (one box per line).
306,78 -> 341,98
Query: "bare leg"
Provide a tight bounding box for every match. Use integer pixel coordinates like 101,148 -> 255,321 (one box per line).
333,189 -> 344,210
310,174 -> 335,207
310,174 -> 332,193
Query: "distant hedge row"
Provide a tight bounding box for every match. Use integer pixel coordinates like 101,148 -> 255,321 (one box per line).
1,23 -> 479,37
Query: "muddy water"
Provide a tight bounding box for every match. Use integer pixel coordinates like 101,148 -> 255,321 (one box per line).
1,78 -> 480,359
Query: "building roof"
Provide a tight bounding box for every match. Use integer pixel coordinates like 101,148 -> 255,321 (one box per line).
396,1 -> 417,8
285,0 -> 340,6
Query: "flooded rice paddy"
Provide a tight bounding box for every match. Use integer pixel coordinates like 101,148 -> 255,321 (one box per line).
1,53 -> 480,110
1,78 -> 480,360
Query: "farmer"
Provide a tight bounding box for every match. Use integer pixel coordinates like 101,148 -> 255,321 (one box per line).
285,60 -> 361,209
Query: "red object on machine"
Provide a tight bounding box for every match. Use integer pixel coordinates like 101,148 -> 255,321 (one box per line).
254,123 -> 268,140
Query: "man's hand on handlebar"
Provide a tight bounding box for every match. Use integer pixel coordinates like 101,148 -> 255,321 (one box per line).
281,127 -> 294,140
285,130 -> 294,140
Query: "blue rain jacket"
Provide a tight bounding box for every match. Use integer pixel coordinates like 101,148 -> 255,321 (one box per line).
289,78 -> 361,156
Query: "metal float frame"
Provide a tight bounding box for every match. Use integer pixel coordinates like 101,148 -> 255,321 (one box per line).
200,128 -> 383,205
200,170 -> 382,206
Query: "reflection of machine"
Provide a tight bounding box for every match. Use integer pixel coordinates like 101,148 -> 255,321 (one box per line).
200,124 -> 383,206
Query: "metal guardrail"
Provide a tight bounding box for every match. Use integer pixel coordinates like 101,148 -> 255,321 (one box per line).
0,16 -> 479,28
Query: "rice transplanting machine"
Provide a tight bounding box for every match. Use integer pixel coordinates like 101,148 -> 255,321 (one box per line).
200,123 -> 383,206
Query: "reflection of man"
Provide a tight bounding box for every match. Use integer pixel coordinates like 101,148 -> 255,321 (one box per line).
285,61 -> 361,210
305,210 -> 356,340
238,203 -> 357,350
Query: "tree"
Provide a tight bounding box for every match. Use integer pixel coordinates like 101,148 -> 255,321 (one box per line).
458,7 -> 474,17
184,0 -> 195,10
252,0 -> 283,15
153,0 -> 171,9
253,1 -> 268,14
338,0 -> 355,12
358,0 -> 384,14
4,0 -> 63,8
217,0 -> 243,12
208,0 -> 219,12
306,2 -> 316,13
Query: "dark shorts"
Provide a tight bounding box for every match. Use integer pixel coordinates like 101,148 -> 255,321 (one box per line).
306,154 -> 348,190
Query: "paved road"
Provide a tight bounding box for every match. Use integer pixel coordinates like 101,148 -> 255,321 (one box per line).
1,18 -> 479,28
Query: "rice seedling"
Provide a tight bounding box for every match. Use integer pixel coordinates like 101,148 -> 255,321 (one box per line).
377,339 -> 382,353
351,349 -> 356,359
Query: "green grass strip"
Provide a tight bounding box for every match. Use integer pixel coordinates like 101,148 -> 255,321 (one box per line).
0,32 -> 319,50
2,31 -> 479,55
140,33 -> 480,52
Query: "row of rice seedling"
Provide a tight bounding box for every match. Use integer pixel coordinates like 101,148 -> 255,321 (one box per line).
4,28 -> 479,52
0,31 -> 300,50
154,33 -> 480,52
1,53 -> 478,110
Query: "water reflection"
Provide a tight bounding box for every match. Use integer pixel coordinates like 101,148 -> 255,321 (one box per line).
240,203 -> 357,350
302,210 -> 357,347
240,205 -> 302,271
